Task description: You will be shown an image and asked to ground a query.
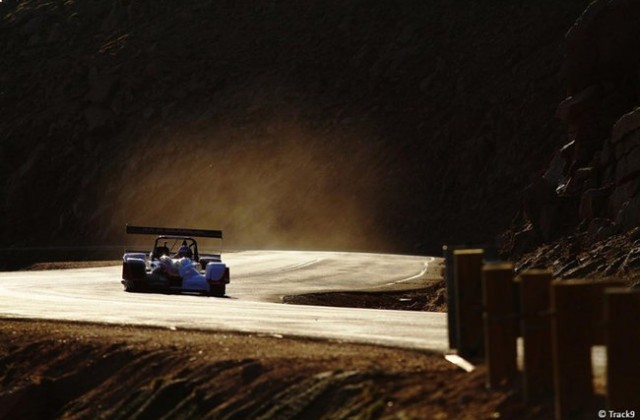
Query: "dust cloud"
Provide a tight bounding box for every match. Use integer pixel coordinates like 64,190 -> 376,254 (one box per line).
104,117 -> 389,253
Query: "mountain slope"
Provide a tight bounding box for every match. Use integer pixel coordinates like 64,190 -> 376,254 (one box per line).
0,0 -> 586,260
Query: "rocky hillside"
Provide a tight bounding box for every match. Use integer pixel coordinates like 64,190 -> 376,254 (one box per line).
1,0 -> 588,264
501,0 -> 640,284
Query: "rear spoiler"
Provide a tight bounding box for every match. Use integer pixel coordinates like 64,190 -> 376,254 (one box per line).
126,225 -> 223,239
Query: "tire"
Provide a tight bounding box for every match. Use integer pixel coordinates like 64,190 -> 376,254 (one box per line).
209,284 -> 226,297
123,280 -> 137,292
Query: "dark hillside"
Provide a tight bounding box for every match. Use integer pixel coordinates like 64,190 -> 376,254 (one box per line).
503,1 -> 640,283
0,0 -> 586,260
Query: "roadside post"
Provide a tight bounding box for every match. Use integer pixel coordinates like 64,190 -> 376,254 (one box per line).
604,287 -> 640,412
443,245 -> 458,350
552,280 -> 595,419
453,248 -> 485,359
519,269 -> 554,402
552,279 -> 625,419
482,262 -> 517,388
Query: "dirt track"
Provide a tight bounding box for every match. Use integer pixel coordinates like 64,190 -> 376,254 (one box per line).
0,263 -> 522,418
1,260 -> 604,418
0,319 -> 562,419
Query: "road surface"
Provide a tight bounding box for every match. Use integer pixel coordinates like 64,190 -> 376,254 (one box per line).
0,250 -> 448,352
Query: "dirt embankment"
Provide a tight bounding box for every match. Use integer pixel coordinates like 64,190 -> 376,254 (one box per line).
0,320 -> 558,419
284,280 -> 447,312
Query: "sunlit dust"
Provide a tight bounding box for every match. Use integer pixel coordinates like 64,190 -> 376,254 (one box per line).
103,118 -> 388,252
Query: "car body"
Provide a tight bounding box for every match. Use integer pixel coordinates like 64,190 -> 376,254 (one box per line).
121,225 -> 230,297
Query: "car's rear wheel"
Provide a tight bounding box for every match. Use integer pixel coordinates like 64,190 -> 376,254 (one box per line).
209,284 -> 225,297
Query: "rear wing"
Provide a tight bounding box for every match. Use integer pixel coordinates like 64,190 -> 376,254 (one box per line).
126,225 -> 223,239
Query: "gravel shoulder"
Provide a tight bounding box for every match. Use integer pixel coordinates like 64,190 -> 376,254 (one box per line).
0,319 -> 558,419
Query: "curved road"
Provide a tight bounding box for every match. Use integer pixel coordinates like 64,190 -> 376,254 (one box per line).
0,250 -> 448,352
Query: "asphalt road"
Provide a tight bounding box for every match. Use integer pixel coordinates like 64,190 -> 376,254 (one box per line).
0,250 -> 448,352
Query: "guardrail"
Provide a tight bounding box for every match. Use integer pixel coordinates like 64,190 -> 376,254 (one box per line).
445,247 -> 640,419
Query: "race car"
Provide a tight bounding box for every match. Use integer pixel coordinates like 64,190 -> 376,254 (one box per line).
121,225 -> 230,297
